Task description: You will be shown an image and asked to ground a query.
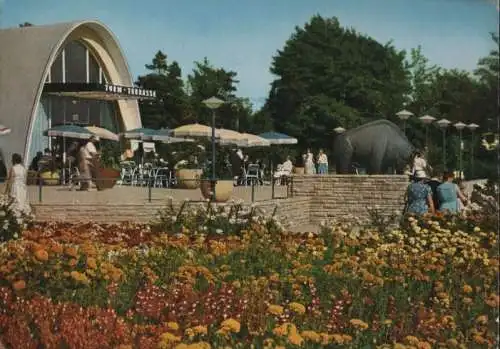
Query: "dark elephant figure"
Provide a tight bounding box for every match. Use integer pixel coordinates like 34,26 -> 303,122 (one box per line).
334,120 -> 415,174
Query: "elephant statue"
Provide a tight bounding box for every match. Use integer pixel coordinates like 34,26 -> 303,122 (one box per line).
334,120 -> 415,174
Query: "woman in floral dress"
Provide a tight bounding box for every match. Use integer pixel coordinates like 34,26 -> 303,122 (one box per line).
405,173 -> 435,215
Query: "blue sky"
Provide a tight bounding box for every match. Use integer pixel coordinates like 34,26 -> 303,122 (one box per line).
1,0 -> 498,108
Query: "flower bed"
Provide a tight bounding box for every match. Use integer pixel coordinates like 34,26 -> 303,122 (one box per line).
0,203 -> 498,348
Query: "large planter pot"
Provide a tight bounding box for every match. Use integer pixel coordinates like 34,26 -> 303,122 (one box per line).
294,167 -> 305,175
200,179 -> 233,202
95,168 -> 120,191
175,169 -> 202,189
40,171 -> 60,185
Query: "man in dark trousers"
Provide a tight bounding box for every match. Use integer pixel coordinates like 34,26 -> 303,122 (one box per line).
230,148 -> 244,186
426,169 -> 441,210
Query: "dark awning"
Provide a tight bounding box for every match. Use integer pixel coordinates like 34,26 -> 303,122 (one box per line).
43,83 -> 156,101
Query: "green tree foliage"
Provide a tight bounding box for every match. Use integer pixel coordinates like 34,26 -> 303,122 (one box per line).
187,58 -> 252,130
135,51 -> 190,129
264,15 -> 410,153
403,34 -> 498,178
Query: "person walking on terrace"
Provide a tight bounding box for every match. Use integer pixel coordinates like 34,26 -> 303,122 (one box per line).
317,149 -> 328,174
79,136 -> 99,191
4,153 -> 30,213
412,150 -> 429,179
437,171 -> 468,213
405,172 -> 435,215
304,148 -> 315,174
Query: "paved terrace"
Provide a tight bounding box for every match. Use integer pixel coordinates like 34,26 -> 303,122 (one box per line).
21,184 -> 290,205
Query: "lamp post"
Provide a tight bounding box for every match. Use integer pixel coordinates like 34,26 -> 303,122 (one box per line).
454,122 -> 466,179
467,123 -> 479,178
436,118 -> 451,169
396,110 -> 414,135
419,115 -> 436,151
202,96 -> 224,201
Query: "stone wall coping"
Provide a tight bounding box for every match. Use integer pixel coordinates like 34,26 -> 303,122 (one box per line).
293,174 -> 409,178
31,197 -> 311,208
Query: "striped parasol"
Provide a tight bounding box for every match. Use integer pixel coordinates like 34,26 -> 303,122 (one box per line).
172,123 -> 220,138
238,133 -> 270,147
85,126 -> 119,141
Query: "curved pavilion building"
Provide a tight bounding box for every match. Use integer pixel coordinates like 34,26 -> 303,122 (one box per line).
0,20 -> 155,168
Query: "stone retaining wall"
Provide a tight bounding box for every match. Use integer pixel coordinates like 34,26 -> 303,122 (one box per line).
32,197 -> 311,228
32,175 -> 407,227
291,175 -> 408,224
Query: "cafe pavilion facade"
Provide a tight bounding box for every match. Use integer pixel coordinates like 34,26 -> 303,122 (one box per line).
0,20 -> 155,167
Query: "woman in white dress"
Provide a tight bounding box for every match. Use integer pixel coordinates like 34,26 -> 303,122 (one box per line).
305,148 -> 316,174
5,153 -> 30,213
412,151 -> 428,179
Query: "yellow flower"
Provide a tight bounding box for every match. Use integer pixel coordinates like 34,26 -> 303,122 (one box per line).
158,332 -> 181,348
475,315 -> 488,325
288,302 -> 306,315
192,325 -> 208,335
166,322 -> 180,331
288,332 -> 304,346
404,336 -> 420,346
70,271 -> 90,285
219,318 -> 240,333
186,342 -> 212,349
301,330 -> 321,343
184,328 -> 195,338
349,318 -> 369,330
267,304 -> 284,316
273,323 -> 297,337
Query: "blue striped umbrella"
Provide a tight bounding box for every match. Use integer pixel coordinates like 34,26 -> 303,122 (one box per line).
121,127 -> 158,140
258,131 -> 298,145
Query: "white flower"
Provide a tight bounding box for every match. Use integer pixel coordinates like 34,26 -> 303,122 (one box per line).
216,229 -> 223,235
171,216 -> 177,222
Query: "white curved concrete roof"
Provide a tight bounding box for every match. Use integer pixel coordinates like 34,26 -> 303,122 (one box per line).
0,20 -> 141,167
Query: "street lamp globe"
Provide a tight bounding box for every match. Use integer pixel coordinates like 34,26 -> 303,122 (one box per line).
203,96 -> 224,110
334,127 -> 346,134
396,109 -> 413,121
419,115 -> 436,124
454,122 -> 466,130
467,123 -> 479,131
436,118 -> 452,128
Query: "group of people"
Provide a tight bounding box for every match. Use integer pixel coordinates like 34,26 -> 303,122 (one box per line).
230,148 -> 265,186
303,148 -> 329,174
405,151 -> 468,215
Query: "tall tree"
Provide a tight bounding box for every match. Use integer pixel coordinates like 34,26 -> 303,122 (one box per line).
474,32 -> 499,132
264,15 -> 410,152
187,58 -> 251,130
136,51 -> 189,129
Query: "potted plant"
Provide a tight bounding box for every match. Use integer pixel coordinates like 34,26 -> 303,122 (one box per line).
174,144 -> 205,189
200,147 -> 234,202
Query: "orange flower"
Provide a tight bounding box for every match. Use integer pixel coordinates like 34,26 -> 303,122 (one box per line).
462,284 -> 473,294
86,257 -> 97,269
68,258 -> 78,267
65,246 -> 78,258
50,243 -> 64,254
12,279 -> 26,291
34,249 -> 49,262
